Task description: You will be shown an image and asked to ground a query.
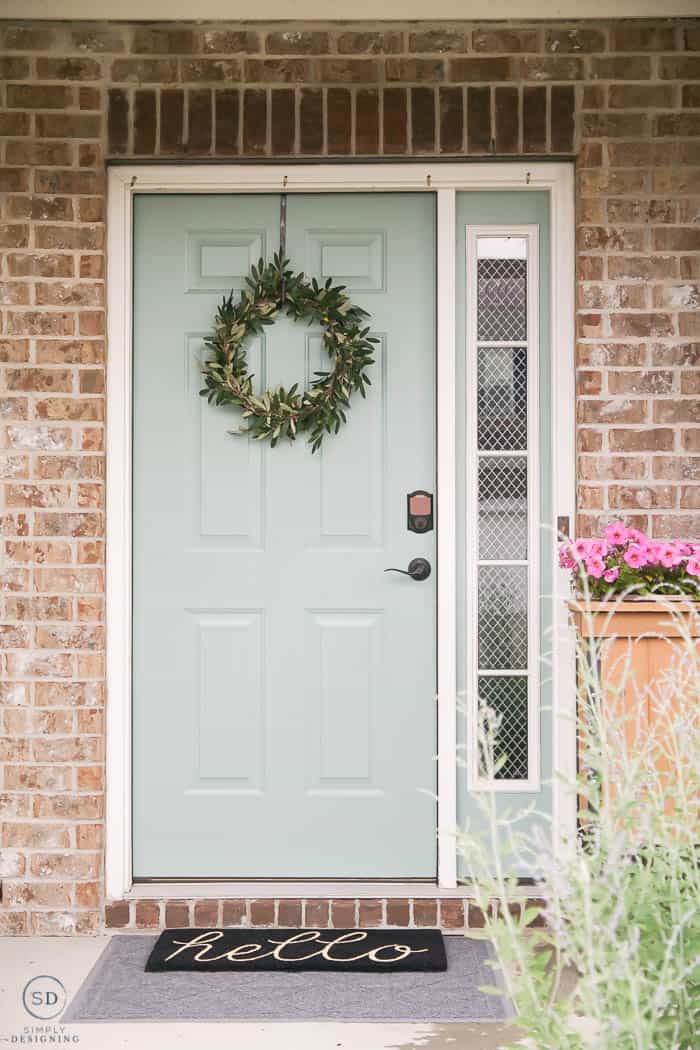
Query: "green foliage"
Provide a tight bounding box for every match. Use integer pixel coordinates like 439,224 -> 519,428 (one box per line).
460,597 -> 700,1049
199,254 -> 378,451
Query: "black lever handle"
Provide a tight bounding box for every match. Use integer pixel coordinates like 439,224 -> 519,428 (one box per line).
384,557 -> 431,582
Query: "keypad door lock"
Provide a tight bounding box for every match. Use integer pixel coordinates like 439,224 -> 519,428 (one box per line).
407,490 -> 433,534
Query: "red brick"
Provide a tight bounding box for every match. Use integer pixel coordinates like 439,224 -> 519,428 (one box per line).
160,90 -> 184,154
135,902 -> 160,928
338,32 -> 403,55
246,59 -> 311,84
186,89 -> 212,154
450,57 -> 512,82
215,89 -> 239,155
544,28 -> 605,52
132,27 -> 199,54
194,901 -> 219,925
386,899 -> 410,926
99,899 -> 129,926
327,88 -> 351,155
165,901 -> 190,926
304,899 -> 330,926
266,31 -> 329,55
591,57 -> 652,80
412,87 -> 436,153
277,899 -> 302,926
495,86 -> 518,154
250,899 -> 275,925
356,89 -> 379,154
520,56 -> 583,81
330,899 -> 356,927
609,429 -> 675,452
358,899 -> 384,926
551,85 -> 574,153
413,898 -> 434,923
203,31 -> 260,54
222,900 -> 247,926
439,86 -> 464,153
383,88 -> 407,154
134,90 -> 157,155
468,86 -> 491,152
523,86 -> 546,153
111,58 -> 178,83
243,89 -> 267,154
270,88 -> 296,153
440,900 -> 465,928
300,89 -> 323,154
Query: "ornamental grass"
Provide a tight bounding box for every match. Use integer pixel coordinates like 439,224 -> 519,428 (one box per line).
457,589 -> 700,1049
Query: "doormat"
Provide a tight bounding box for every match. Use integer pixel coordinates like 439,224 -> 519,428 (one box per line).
146,927 -> 446,973
62,934 -> 514,1023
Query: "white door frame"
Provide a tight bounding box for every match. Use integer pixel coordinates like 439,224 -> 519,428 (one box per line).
105,161 -> 576,900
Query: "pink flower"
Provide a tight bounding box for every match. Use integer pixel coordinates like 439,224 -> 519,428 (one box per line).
626,528 -> 649,546
585,555 -> 606,579
643,543 -> 661,566
676,543 -> 692,557
603,568 -> 620,583
624,544 -> 647,570
659,543 -> 683,569
687,556 -> 700,577
588,539 -> 609,558
558,544 -> 576,570
572,538 -> 591,559
604,521 -> 629,545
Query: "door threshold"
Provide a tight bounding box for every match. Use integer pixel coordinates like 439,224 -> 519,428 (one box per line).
124,880 -> 538,900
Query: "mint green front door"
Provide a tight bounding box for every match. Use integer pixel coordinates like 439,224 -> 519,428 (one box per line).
132,193 -> 437,879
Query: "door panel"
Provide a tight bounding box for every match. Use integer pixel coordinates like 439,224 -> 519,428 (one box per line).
132,193 -> 436,879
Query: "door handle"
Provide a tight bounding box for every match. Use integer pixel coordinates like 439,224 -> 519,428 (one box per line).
384,557 -> 431,582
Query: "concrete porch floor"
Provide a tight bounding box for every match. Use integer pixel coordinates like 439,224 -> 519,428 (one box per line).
0,934 -> 523,1049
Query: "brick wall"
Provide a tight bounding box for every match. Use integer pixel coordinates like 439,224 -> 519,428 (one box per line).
0,18 -> 699,935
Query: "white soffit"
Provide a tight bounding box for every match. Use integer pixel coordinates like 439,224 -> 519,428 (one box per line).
1,1 -> 697,19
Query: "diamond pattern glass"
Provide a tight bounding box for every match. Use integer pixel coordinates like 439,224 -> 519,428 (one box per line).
478,565 -> 528,671
477,257 -> 527,343
477,348 -> 528,451
478,675 -> 529,781
478,456 -> 528,561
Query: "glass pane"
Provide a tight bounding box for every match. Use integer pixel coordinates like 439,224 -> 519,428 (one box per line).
477,236 -> 528,260
478,564 -> 528,670
479,456 -> 528,561
478,675 -> 529,781
477,254 -> 527,343
477,347 -> 528,451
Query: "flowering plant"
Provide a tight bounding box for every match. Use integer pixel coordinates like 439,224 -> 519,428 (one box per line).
559,521 -> 700,599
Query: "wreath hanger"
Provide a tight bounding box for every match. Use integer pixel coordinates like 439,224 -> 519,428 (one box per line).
199,192 -> 378,451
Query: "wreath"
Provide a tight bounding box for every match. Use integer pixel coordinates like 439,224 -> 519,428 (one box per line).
200,254 -> 378,451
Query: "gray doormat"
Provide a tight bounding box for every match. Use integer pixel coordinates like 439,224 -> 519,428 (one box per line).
63,933 -> 514,1023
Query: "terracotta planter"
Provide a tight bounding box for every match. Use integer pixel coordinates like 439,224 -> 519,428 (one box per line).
567,599 -> 700,796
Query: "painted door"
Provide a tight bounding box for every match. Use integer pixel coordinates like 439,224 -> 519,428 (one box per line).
132,193 -> 437,879
455,191 -> 552,873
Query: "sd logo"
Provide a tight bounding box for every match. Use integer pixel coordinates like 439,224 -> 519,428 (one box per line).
22,975 -> 67,1020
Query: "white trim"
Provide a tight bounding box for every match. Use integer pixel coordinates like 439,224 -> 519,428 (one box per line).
436,189 -> 458,888
550,165 -> 578,866
105,172 -> 134,901
106,161 -> 576,900
126,881 -> 535,901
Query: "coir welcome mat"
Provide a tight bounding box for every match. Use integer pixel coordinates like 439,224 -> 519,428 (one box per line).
145,927 -> 447,973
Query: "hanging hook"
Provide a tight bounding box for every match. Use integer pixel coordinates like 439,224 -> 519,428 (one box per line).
282,174 -> 288,188
526,171 -> 532,185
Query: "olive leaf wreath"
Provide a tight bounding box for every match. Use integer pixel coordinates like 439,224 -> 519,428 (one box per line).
199,253 -> 378,451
